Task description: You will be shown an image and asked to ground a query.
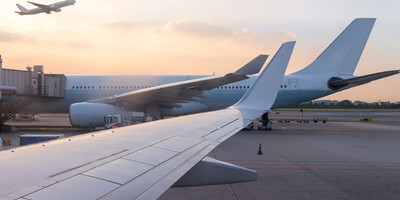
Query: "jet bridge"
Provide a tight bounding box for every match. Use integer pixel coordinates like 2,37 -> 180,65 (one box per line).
0,55 -> 67,131
1,65 -> 66,97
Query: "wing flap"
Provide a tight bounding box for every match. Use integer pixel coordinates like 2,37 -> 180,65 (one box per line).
123,147 -> 177,166
82,159 -> 153,185
25,175 -> 120,200
99,141 -> 216,200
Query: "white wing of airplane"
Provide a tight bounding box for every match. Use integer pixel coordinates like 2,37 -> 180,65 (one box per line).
87,55 -> 268,110
0,42 -> 294,199
28,1 -> 52,14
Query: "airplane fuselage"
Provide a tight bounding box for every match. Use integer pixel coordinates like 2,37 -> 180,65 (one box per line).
16,0 -> 75,15
25,72 -> 345,115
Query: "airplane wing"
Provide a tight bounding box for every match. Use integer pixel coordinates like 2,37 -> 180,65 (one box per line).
0,42 -> 295,200
28,1 -> 51,14
328,70 -> 400,90
88,55 -> 268,110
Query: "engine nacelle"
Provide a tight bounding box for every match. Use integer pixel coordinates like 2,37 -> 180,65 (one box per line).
55,8 -> 61,12
69,102 -> 125,127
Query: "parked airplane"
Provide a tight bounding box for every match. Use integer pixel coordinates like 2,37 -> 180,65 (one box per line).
0,42 -> 295,200
23,18 -> 400,127
15,0 -> 76,15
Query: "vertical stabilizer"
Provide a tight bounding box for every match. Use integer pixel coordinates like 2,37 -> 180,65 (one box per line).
294,18 -> 376,75
16,4 -> 29,12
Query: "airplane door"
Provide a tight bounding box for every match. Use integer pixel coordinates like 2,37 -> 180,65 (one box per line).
289,79 -> 298,94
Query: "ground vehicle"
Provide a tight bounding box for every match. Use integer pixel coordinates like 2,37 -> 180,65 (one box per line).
104,112 -> 150,129
13,114 -> 39,121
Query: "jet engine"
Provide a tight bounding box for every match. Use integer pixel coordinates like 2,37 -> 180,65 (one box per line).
50,4 -> 61,12
69,102 -> 125,127
327,77 -> 346,90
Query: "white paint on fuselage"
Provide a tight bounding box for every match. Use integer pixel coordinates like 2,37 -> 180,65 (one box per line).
26,72 -> 351,115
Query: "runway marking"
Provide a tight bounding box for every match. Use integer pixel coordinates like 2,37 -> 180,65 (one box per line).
224,160 -> 400,165
248,167 -> 400,172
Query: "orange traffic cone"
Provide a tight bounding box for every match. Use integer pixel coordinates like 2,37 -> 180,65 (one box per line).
257,144 -> 263,155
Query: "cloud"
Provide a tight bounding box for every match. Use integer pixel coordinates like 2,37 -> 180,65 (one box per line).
155,19 -> 296,50
92,20 -> 140,33
0,30 -> 23,42
230,29 -> 296,46
157,19 -> 232,38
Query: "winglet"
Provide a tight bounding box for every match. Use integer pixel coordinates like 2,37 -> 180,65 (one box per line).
233,41 -> 295,112
234,55 -> 268,75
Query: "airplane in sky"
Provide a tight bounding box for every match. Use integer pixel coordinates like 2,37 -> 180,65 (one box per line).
22,18 -> 400,127
0,42 -> 295,200
15,0 -> 76,15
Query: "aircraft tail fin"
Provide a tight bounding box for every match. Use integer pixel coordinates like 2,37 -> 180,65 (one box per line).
16,4 -> 29,12
294,18 -> 376,76
233,41 -> 295,112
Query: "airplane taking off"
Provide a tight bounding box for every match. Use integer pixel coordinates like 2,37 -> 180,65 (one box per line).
0,42 -> 295,200
15,0 -> 76,15
21,18 -> 400,127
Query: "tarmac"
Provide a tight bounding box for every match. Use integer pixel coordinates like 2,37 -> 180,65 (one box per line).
2,109 -> 400,200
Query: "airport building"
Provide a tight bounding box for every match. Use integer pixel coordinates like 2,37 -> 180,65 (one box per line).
0,55 -> 66,130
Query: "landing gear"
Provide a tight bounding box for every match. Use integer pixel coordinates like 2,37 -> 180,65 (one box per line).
257,112 -> 272,130
243,122 -> 254,130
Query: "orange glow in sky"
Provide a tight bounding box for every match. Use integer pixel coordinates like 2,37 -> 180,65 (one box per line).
0,0 -> 399,102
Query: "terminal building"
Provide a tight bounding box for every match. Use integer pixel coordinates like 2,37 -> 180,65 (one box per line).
0,55 -> 66,131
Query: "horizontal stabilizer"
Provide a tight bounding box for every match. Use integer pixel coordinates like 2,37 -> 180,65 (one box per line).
328,70 -> 400,90
234,55 -> 268,75
173,156 -> 257,187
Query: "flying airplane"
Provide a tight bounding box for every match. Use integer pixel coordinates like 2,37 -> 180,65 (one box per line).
0,42 -> 295,200
22,18 -> 399,127
15,0 -> 76,15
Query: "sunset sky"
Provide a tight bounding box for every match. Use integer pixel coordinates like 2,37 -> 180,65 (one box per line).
0,0 -> 399,102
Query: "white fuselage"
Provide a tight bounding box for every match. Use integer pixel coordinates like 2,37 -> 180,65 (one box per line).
18,0 -> 75,15
25,72 -> 350,116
